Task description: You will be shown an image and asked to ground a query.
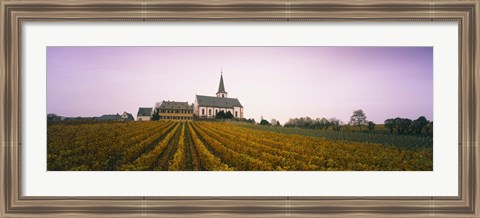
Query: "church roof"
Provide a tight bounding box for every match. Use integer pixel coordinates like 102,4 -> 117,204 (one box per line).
196,95 -> 243,108
159,101 -> 193,110
217,74 -> 226,94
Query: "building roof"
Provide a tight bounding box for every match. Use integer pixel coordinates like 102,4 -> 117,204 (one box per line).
195,95 -> 243,108
159,101 -> 193,110
96,114 -> 121,121
137,107 -> 153,116
123,112 -> 135,121
217,74 -> 226,94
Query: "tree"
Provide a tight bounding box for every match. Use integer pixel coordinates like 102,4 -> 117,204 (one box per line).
225,111 -> 233,119
329,118 -> 343,131
151,102 -> 161,121
215,110 -> 226,119
367,121 -> 376,132
323,119 -> 333,130
320,118 -> 330,130
384,119 -> 395,133
313,118 -> 323,129
260,119 -> 271,125
349,109 -> 368,131
303,117 -> 314,128
411,116 -> 429,135
394,117 -> 412,134
425,121 -> 433,135
284,117 -> 332,129
151,108 -> 160,121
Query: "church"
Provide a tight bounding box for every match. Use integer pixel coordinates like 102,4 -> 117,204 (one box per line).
194,73 -> 244,119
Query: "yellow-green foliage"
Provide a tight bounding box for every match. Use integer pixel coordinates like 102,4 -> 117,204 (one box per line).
48,121 -> 432,171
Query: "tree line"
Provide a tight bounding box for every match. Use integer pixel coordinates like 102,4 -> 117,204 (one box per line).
150,105 -> 432,136
384,116 -> 432,135
282,109 -> 432,135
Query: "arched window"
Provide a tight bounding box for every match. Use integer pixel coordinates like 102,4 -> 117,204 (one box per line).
235,111 -> 238,117
202,109 -> 205,115
209,109 -> 212,115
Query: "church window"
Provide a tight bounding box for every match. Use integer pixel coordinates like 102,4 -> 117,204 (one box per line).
209,109 -> 212,115
202,109 -> 205,115
235,111 -> 238,117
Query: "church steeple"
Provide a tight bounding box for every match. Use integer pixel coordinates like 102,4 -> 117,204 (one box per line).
216,70 -> 228,98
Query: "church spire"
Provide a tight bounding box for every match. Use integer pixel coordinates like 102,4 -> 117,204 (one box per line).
216,70 -> 228,98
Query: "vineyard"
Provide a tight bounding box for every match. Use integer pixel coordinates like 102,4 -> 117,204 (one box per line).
240,123 -> 433,150
48,121 -> 433,171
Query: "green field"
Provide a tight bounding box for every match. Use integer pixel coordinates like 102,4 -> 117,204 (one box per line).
238,123 -> 432,150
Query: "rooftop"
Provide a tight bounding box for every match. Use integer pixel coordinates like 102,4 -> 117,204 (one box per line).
195,95 -> 243,108
159,101 -> 194,110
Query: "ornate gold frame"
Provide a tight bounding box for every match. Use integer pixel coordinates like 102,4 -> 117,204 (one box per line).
1,0 -> 479,217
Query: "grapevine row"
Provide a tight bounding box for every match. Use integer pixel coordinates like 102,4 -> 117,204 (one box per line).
120,122 -> 180,170
191,122 -> 271,170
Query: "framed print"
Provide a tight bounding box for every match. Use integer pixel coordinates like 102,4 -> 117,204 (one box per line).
1,0 -> 479,217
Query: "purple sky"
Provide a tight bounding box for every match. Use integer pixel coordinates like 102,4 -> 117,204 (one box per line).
47,47 -> 433,124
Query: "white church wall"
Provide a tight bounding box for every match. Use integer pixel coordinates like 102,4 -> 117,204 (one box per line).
233,107 -> 242,118
195,106 -> 244,118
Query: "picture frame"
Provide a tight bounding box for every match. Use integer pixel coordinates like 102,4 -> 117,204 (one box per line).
1,0 -> 478,217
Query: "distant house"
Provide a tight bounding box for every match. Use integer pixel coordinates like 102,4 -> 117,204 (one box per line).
96,113 -> 122,121
194,73 -> 244,119
137,107 -> 153,121
65,117 -> 95,121
120,111 -> 135,122
158,101 -> 194,120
